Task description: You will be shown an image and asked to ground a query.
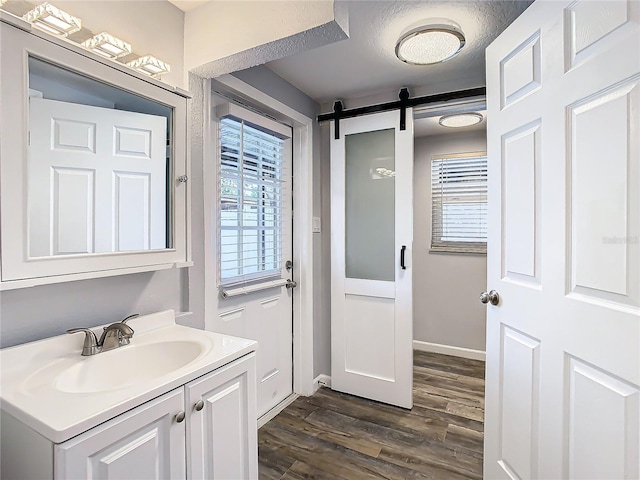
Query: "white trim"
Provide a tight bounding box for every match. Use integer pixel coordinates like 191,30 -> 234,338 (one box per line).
313,374 -> 332,392
0,262 -> 185,291
216,103 -> 291,139
413,340 -> 486,361
204,74 -> 315,397
257,393 -> 299,429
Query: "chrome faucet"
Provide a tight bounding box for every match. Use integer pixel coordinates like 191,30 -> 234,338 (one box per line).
67,314 -> 138,356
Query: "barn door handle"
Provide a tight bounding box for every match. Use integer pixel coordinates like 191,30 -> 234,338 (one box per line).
400,245 -> 406,270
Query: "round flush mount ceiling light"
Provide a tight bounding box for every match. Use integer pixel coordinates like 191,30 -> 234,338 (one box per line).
439,112 -> 484,128
395,24 -> 465,65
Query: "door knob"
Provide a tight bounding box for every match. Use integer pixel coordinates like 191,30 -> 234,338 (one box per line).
480,290 -> 500,306
286,279 -> 297,289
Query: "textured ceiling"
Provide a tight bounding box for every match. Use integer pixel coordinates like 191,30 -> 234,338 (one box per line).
266,0 -> 532,103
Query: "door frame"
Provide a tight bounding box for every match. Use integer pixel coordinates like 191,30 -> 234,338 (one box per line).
201,74 -> 315,398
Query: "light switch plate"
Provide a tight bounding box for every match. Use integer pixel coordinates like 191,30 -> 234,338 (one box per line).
312,216 -> 321,233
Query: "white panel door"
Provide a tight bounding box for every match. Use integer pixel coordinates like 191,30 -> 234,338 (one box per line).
484,1 -> 640,478
55,389 -> 186,480
29,98 -> 167,256
186,354 -> 258,480
330,109 -> 413,409
211,112 -> 294,420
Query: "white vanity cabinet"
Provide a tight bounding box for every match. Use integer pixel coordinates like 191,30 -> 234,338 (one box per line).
57,354 -> 257,480
185,354 -> 258,480
4,353 -> 258,480
55,388 -> 188,479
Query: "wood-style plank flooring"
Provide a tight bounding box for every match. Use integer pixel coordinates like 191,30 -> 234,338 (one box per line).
258,351 -> 486,479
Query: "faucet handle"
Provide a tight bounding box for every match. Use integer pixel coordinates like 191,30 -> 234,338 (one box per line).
66,328 -> 100,356
121,313 -> 140,324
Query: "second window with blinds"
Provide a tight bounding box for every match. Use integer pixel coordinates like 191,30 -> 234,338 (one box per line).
218,105 -> 292,286
431,152 -> 488,254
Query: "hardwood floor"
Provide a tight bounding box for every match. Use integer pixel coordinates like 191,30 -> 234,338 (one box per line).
258,351 -> 486,480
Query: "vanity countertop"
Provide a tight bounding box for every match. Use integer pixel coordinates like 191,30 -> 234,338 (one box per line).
0,310 -> 257,443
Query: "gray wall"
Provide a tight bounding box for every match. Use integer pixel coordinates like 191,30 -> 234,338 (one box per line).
232,66 -> 329,379
0,271 -> 188,348
413,131 -> 488,351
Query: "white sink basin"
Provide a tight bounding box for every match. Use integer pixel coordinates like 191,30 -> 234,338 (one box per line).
53,341 -> 204,393
1,310 -> 257,443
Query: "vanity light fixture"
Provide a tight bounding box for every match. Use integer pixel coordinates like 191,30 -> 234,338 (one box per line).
23,3 -> 81,37
439,112 -> 484,128
396,23 -> 465,65
81,32 -> 131,59
126,55 -> 171,79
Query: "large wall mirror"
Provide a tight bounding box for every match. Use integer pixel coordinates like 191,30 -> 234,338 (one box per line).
28,57 -> 174,257
0,20 -> 189,288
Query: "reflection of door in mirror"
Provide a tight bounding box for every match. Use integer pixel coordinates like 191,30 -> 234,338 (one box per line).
28,97 -> 167,257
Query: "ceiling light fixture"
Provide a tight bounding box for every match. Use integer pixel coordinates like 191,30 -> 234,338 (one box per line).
396,23 -> 465,65
126,55 -> 171,79
439,113 -> 484,128
23,3 -> 81,37
81,32 -> 132,59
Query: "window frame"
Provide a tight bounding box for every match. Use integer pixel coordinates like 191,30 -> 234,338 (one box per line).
430,151 -> 488,255
216,103 -> 291,288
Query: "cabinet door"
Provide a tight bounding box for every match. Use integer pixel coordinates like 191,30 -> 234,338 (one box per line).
185,353 -> 258,480
54,389 -> 186,480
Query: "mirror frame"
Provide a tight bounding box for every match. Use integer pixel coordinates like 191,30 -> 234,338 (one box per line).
0,20 -> 191,289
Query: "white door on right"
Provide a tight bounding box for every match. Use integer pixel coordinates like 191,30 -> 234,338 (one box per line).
484,1 -> 639,479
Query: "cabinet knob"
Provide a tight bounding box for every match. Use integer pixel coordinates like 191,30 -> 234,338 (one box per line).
194,400 -> 204,412
175,411 -> 186,423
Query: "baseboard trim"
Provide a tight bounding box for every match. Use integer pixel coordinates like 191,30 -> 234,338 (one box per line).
413,340 -> 486,361
313,374 -> 332,392
257,393 -> 298,429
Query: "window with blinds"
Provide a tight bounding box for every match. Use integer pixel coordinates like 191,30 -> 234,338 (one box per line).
431,152 -> 488,253
219,115 -> 288,286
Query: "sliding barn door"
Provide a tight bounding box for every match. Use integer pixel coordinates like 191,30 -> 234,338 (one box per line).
484,1 -> 639,478
330,109 -> 413,409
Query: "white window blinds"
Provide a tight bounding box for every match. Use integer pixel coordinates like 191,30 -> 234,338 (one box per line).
219,112 -> 289,286
431,152 -> 488,253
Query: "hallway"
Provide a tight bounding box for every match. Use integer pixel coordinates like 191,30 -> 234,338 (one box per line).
258,351 -> 485,479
